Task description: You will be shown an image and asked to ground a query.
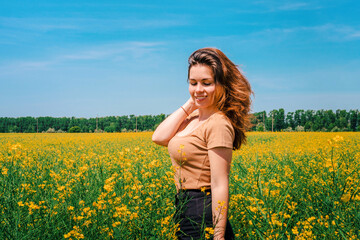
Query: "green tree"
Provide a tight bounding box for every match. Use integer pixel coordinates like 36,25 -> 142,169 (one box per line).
294,110 -> 305,127
0,109 -> 359,133
304,121 -> 312,132
324,110 -> 336,131
265,112 -> 273,131
104,122 -> 116,132
69,126 -> 81,133
349,110 -> 358,131
305,110 -> 314,124
286,112 -> 295,129
275,108 -> 285,131
256,123 -> 265,132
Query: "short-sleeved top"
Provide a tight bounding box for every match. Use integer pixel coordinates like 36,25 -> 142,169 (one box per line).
167,111 -> 235,191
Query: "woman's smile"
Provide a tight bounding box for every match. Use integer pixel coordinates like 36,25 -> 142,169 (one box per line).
195,96 -> 207,101
188,64 -> 217,111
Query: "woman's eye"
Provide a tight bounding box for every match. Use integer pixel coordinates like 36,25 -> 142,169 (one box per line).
203,82 -> 211,86
190,82 -> 197,86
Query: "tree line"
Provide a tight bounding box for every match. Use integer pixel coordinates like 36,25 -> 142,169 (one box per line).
0,115 -> 166,133
252,109 -> 360,132
0,109 -> 359,133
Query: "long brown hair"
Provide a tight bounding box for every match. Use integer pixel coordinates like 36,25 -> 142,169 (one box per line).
188,47 -> 253,150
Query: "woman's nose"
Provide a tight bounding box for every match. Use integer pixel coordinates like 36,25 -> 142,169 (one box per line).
195,83 -> 204,92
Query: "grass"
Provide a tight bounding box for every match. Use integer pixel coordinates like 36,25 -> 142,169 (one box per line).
0,132 -> 359,239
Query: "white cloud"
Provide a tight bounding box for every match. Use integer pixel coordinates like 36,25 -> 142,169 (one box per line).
0,15 -> 189,33
249,58 -> 360,95
0,41 -> 165,76
0,17 -> 79,31
276,2 -> 309,10
61,41 -> 164,61
250,76 -> 293,91
252,0 -> 323,12
249,24 -> 360,42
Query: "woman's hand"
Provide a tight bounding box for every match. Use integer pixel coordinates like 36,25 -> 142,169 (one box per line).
183,97 -> 198,115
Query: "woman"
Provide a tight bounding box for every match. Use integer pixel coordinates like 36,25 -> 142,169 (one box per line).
152,48 -> 252,240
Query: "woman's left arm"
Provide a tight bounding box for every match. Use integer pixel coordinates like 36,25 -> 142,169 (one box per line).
209,147 -> 232,240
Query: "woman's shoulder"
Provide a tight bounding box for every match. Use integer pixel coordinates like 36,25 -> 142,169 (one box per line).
208,111 -> 232,125
204,111 -> 235,148
204,111 -> 234,135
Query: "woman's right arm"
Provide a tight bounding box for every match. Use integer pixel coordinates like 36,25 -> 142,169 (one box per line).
152,98 -> 196,147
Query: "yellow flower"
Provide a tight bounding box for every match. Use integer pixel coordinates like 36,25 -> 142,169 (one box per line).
73,216 -> 84,221
64,232 -> 72,238
333,135 -> 344,142
112,222 -> 121,227
248,206 -> 258,213
325,159 -> 332,168
217,200 -> 225,206
10,143 -> 22,150
103,184 -> 113,192
1,167 -> 8,176
204,227 -> 214,235
341,193 -> 351,203
292,226 -> 299,235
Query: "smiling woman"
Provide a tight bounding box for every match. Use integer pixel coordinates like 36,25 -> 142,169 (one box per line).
188,64 -> 218,111
152,47 -> 253,240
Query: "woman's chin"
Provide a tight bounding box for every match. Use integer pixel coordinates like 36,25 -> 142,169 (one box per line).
195,104 -> 214,110
195,103 -> 205,108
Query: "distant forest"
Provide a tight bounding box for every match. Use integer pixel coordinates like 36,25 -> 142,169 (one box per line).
0,109 -> 359,133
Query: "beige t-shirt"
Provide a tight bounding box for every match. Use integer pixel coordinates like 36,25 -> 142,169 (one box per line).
168,111 -> 235,191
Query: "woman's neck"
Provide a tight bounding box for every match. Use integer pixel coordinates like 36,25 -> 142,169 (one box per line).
198,106 -> 219,121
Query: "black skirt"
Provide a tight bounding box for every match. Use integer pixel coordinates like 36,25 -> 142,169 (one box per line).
174,190 -> 235,240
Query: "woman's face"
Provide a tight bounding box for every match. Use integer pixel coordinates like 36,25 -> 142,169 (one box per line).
188,64 -> 219,111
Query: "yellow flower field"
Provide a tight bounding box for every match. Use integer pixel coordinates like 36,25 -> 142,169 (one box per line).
0,132 -> 359,239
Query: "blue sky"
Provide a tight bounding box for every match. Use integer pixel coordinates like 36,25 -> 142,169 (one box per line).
1,0 -> 359,117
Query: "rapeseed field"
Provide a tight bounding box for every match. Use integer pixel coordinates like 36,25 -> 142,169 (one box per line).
0,132 -> 359,239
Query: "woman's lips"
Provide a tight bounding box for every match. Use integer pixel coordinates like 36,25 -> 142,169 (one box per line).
195,96 -> 206,102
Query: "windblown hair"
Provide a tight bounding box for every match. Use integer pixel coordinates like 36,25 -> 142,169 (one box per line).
188,47 -> 253,150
